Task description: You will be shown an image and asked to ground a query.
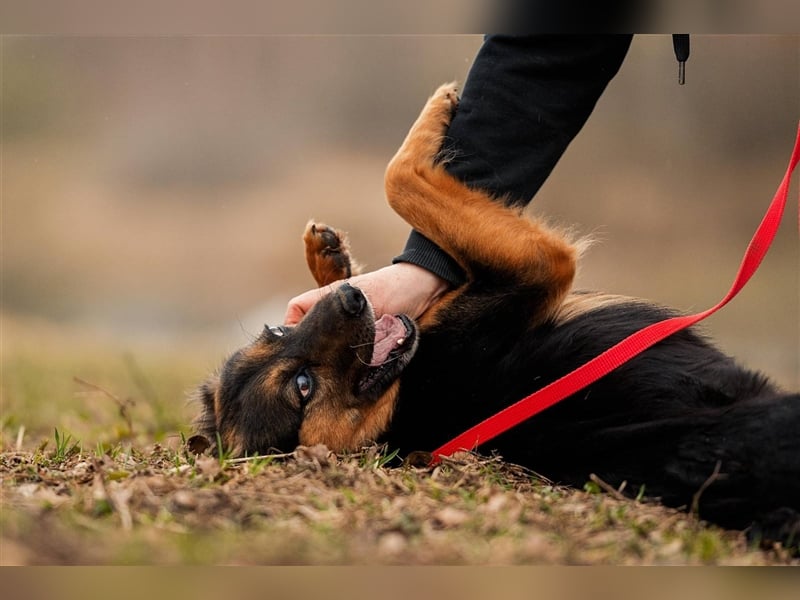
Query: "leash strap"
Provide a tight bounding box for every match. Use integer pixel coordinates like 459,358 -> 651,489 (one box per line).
430,123 -> 800,464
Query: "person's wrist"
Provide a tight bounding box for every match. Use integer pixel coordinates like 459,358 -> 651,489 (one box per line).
392,262 -> 450,316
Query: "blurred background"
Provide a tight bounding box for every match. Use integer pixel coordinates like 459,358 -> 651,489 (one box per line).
2,35 -> 798,444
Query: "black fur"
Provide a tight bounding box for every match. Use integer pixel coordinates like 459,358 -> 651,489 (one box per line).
384,291 -> 800,544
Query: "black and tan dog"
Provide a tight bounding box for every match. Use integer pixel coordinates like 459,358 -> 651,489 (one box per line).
193,83 -> 800,548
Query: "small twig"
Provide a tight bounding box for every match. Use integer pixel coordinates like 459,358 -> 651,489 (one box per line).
91,467 -> 133,532
109,487 -> 134,532
225,452 -> 296,464
691,460 -> 723,517
74,376 -> 134,433
589,473 -> 627,501
15,425 -> 25,452
122,353 -> 160,414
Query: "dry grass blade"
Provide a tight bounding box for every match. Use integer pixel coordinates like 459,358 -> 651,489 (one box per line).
225,451 -> 295,464
691,460 -> 723,516
73,376 -> 135,434
589,473 -> 628,501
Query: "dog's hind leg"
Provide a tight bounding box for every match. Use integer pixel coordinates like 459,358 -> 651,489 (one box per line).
385,83 -> 578,319
303,220 -> 363,287
656,393 -> 800,550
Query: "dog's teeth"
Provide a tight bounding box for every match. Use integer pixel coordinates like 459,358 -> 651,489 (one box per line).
397,338 -> 405,346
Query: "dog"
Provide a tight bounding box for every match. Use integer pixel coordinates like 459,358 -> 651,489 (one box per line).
192,83 -> 800,550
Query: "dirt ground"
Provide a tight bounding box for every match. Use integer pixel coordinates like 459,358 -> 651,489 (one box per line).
1,442 -> 797,566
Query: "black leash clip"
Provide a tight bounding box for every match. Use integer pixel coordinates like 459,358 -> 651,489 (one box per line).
673,34 -> 690,85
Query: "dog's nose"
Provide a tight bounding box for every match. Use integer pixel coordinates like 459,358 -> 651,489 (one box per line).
338,283 -> 367,316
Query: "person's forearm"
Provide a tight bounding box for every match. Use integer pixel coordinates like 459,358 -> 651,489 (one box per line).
442,34 -> 632,206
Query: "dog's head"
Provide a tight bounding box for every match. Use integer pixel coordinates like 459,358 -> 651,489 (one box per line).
191,283 -> 418,456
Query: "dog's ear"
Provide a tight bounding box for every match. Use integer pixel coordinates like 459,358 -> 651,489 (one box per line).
187,374 -> 220,455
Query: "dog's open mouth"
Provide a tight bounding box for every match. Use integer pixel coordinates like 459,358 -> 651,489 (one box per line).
357,313 -> 417,395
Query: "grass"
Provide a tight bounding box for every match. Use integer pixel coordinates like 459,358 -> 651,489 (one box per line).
51,428 -> 81,463
1,320 -> 797,566
1,318 -> 208,451
3,438 -> 795,565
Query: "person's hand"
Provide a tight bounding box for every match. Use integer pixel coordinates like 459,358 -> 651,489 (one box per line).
284,262 -> 450,325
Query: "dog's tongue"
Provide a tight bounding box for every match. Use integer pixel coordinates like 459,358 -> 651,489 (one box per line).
369,314 -> 407,366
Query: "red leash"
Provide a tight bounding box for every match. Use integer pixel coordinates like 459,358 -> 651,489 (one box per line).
430,123 -> 800,464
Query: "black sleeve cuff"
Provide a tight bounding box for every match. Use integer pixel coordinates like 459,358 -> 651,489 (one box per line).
392,230 -> 466,288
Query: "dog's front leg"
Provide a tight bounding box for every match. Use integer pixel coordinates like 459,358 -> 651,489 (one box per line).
385,83 -> 579,321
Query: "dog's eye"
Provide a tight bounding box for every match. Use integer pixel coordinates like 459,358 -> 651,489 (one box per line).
295,370 -> 314,401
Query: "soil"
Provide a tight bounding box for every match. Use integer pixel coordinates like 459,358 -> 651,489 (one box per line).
1,443 -> 796,565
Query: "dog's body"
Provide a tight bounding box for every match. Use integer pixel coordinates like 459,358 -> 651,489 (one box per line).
194,84 -> 800,547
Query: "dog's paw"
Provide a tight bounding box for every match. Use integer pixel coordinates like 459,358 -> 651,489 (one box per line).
429,81 -> 459,125
305,221 -> 344,255
437,81 -> 459,110
303,221 -> 359,287
388,82 -> 460,173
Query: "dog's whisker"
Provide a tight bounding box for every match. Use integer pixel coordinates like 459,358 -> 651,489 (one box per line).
351,345 -> 406,368
350,343 -> 374,367
354,353 -> 372,367
349,341 -> 374,349
365,352 -> 404,368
